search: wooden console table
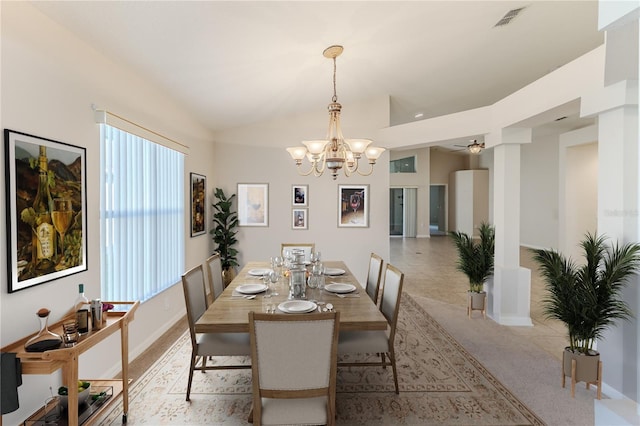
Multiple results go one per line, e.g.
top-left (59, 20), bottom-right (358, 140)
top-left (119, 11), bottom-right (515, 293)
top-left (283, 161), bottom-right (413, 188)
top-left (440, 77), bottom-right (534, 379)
top-left (0, 301), bottom-right (139, 426)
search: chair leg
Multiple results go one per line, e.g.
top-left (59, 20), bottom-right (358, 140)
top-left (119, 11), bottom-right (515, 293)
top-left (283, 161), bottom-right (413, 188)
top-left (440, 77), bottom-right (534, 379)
top-left (389, 349), bottom-right (399, 394)
top-left (381, 352), bottom-right (387, 369)
top-left (201, 354), bottom-right (207, 371)
top-left (186, 352), bottom-right (197, 401)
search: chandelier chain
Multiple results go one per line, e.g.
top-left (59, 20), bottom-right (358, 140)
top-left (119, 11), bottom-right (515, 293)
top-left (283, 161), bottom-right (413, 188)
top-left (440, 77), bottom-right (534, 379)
top-left (332, 57), bottom-right (338, 103)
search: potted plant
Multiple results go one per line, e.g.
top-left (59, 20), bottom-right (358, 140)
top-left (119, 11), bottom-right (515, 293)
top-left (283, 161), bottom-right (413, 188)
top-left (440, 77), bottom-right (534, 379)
top-left (531, 233), bottom-right (640, 399)
top-left (210, 187), bottom-right (239, 286)
top-left (449, 222), bottom-right (495, 318)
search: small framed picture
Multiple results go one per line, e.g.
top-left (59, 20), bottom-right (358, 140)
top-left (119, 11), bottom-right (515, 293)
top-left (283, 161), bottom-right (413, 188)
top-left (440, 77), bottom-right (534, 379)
top-left (238, 183), bottom-right (269, 227)
top-left (338, 184), bottom-right (369, 228)
top-left (292, 208), bottom-right (308, 230)
top-left (292, 184), bottom-right (308, 206)
top-left (190, 172), bottom-right (206, 237)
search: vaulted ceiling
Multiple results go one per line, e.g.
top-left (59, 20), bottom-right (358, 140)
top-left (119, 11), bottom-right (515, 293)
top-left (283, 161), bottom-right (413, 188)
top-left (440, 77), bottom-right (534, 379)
top-left (32, 1), bottom-right (603, 147)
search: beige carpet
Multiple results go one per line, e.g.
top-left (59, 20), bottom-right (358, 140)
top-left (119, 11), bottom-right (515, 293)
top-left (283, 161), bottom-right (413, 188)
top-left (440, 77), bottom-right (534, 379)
top-left (98, 293), bottom-right (545, 425)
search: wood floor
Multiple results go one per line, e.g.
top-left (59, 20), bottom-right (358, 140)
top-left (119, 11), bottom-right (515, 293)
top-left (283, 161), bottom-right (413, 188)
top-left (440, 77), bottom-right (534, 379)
top-left (125, 236), bottom-right (568, 382)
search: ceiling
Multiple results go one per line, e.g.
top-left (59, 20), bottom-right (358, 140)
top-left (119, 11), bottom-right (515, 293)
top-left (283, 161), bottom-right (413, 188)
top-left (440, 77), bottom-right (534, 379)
top-left (31, 1), bottom-right (603, 150)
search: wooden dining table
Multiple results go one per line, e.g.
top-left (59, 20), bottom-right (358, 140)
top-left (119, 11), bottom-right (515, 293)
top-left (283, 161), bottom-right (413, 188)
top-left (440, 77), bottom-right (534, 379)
top-left (195, 261), bottom-right (387, 333)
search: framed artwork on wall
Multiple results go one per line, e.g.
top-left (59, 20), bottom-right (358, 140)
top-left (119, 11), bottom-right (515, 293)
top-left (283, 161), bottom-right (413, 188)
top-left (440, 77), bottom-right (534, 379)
top-left (338, 184), bottom-right (369, 228)
top-left (292, 184), bottom-right (308, 206)
top-left (237, 183), bottom-right (269, 227)
top-left (4, 129), bottom-right (88, 292)
top-left (190, 172), bottom-right (206, 237)
top-left (292, 208), bottom-right (308, 230)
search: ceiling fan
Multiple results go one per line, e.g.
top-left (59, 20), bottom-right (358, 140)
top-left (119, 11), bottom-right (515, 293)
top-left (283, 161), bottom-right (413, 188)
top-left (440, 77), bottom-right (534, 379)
top-left (453, 139), bottom-right (485, 154)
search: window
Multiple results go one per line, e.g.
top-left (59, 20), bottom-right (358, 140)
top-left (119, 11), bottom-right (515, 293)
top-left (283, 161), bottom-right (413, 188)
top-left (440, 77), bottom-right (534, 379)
top-left (390, 156), bottom-right (416, 173)
top-left (100, 124), bottom-right (184, 302)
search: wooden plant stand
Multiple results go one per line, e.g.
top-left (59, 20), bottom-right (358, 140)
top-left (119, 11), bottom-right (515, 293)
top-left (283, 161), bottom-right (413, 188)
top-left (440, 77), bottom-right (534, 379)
top-left (561, 353), bottom-right (602, 400)
top-left (467, 291), bottom-right (487, 319)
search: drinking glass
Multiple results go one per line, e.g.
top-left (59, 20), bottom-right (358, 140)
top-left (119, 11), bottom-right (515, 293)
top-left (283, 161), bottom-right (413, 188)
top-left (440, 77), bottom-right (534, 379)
top-left (311, 251), bottom-right (321, 265)
top-left (262, 294), bottom-right (274, 313)
top-left (269, 270), bottom-right (279, 296)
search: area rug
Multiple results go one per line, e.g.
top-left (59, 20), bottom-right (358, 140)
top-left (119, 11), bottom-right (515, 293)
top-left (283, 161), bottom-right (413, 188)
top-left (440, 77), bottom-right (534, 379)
top-left (98, 293), bottom-right (545, 425)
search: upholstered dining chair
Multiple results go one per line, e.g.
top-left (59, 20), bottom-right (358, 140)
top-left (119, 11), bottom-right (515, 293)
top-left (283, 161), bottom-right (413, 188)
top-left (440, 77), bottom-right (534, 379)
top-left (248, 311), bottom-right (339, 426)
top-left (204, 253), bottom-right (225, 306)
top-left (365, 253), bottom-right (384, 305)
top-left (337, 263), bottom-right (404, 394)
top-left (181, 264), bottom-right (251, 401)
top-left (281, 242), bottom-right (315, 262)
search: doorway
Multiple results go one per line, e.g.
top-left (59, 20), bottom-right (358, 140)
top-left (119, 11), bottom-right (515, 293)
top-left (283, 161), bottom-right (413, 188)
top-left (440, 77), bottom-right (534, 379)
top-left (429, 185), bottom-right (447, 236)
top-left (389, 188), bottom-right (417, 237)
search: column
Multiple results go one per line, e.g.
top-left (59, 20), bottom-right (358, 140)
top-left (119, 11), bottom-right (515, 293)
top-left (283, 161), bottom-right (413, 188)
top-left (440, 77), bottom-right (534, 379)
top-left (486, 127), bottom-right (533, 326)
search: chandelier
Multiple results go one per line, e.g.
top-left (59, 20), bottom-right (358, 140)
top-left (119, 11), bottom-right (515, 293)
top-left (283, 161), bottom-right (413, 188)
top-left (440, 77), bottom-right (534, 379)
top-left (287, 45), bottom-right (385, 180)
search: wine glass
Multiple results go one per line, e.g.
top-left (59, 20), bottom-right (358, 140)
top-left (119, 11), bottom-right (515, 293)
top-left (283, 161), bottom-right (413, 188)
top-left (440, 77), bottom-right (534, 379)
top-left (350, 193), bottom-right (361, 213)
top-left (269, 270), bottom-right (279, 296)
top-left (311, 251), bottom-right (321, 265)
top-left (52, 198), bottom-right (73, 265)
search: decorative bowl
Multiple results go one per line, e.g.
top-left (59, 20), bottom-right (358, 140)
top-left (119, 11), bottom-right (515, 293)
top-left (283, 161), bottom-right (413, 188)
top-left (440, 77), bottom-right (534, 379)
top-left (58, 383), bottom-right (91, 410)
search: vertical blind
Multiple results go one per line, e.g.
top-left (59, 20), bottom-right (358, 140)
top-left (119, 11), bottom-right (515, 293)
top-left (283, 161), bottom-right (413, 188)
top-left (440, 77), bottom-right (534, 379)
top-left (100, 124), bottom-right (184, 302)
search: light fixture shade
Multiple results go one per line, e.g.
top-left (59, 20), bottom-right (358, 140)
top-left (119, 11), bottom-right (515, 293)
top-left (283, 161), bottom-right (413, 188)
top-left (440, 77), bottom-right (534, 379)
top-left (365, 146), bottom-right (385, 161)
top-left (287, 147), bottom-right (307, 160)
top-left (468, 145), bottom-right (482, 154)
top-left (346, 139), bottom-right (372, 154)
top-left (302, 140), bottom-right (329, 155)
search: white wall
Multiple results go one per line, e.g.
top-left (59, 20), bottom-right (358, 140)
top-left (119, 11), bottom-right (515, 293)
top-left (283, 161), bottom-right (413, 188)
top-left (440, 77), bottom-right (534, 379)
top-left (520, 134), bottom-right (561, 249)
top-left (1, 4), bottom-right (215, 423)
top-left (212, 133), bottom-right (391, 285)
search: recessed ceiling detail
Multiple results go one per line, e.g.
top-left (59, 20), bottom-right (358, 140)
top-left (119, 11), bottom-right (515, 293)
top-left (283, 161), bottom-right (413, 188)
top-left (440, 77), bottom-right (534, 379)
top-left (494, 7), bottom-right (526, 27)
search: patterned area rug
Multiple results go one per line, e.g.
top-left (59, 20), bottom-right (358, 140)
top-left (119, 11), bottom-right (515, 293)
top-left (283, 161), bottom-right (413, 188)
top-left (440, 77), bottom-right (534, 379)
top-left (99, 294), bottom-right (545, 425)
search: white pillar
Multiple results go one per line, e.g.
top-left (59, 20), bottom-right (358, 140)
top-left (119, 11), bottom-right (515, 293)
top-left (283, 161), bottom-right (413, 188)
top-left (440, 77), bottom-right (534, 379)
top-left (486, 128), bottom-right (533, 326)
top-left (582, 1), bottom-right (639, 405)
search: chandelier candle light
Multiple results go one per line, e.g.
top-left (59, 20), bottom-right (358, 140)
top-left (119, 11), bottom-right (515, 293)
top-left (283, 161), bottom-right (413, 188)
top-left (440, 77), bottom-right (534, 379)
top-left (287, 45), bottom-right (385, 180)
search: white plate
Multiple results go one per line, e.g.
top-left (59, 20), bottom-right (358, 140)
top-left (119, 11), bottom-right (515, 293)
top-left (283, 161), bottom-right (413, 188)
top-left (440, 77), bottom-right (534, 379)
top-left (278, 300), bottom-right (317, 314)
top-left (324, 283), bottom-right (357, 294)
top-left (236, 284), bottom-right (268, 294)
top-left (324, 268), bottom-right (346, 276)
top-left (248, 268), bottom-right (273, 276)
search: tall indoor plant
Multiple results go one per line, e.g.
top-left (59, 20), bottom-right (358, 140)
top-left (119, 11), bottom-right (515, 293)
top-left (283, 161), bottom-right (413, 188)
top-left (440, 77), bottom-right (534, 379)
top-left (449, 222), bottom-right (495, 317)
top-left (210, 187), bottom-right (239, 285)
top-left (531, 233), bottom-right (640, 397)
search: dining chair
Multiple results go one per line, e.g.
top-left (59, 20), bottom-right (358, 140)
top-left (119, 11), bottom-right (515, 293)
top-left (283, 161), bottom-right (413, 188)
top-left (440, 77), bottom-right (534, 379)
top-left (204, 253), bottom-right (225, 306)
top-left (248, 311), bottom-right (339, 426)
top-left (365, 253), bottom-right (384, 305)
top-left (281, 242), bottom-right (315, 262)
top-left (181, 264), bottom-right (251, 401)
top-left (337, 263), bottom-right (404, 394)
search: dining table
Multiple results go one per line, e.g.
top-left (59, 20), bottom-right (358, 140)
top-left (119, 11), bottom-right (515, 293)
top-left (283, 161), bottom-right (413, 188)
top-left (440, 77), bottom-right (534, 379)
top-left (195, 261), bottom-right (387, 333)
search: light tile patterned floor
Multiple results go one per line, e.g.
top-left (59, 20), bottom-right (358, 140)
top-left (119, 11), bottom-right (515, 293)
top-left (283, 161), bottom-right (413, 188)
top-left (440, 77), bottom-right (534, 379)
top-left (390, 236), bottom-right (567, 361)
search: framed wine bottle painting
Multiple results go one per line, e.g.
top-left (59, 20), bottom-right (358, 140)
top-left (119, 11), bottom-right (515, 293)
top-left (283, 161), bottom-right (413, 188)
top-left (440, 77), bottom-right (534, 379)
top-left (338, 184), bottom-right (369, 228)
top-left (4, 129), bottom-right (88, 292)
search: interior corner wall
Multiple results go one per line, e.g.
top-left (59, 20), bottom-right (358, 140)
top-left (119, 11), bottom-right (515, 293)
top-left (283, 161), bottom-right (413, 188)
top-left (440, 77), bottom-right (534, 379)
top-left (1, 3), bottom-right (215, 423)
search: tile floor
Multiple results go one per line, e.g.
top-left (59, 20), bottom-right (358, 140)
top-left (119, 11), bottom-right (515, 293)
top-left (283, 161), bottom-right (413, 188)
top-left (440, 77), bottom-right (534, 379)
top-left (390, 235), bottom-right (568, 361)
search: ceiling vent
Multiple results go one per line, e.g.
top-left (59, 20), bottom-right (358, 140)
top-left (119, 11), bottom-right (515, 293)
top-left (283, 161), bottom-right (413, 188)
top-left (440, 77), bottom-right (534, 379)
top-left (494, 7), bottom-right (525, 27)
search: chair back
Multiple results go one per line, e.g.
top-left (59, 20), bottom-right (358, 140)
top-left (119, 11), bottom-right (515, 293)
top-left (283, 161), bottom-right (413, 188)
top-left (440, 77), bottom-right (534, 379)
top-left (365, 253), bottom-right (384, 304)
top-left (281, 242), bottom-right (315, 262)
top-left (249, 311), bottom-right (339, 425)
top-left (181, 264), bottom-right (208, 344)
top-left (379, 264), bottom-right (404, 343)
top-left (205, 253), bottom-right (224, 304)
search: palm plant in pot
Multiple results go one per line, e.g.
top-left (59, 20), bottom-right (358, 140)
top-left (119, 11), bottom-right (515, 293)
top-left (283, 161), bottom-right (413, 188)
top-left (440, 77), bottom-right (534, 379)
top-left (531, 233), bottom-right (640, 399)
top-left (210, 187), bottom-right (239, 286)
top-left (449, 222), bottom-right (495, 318)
